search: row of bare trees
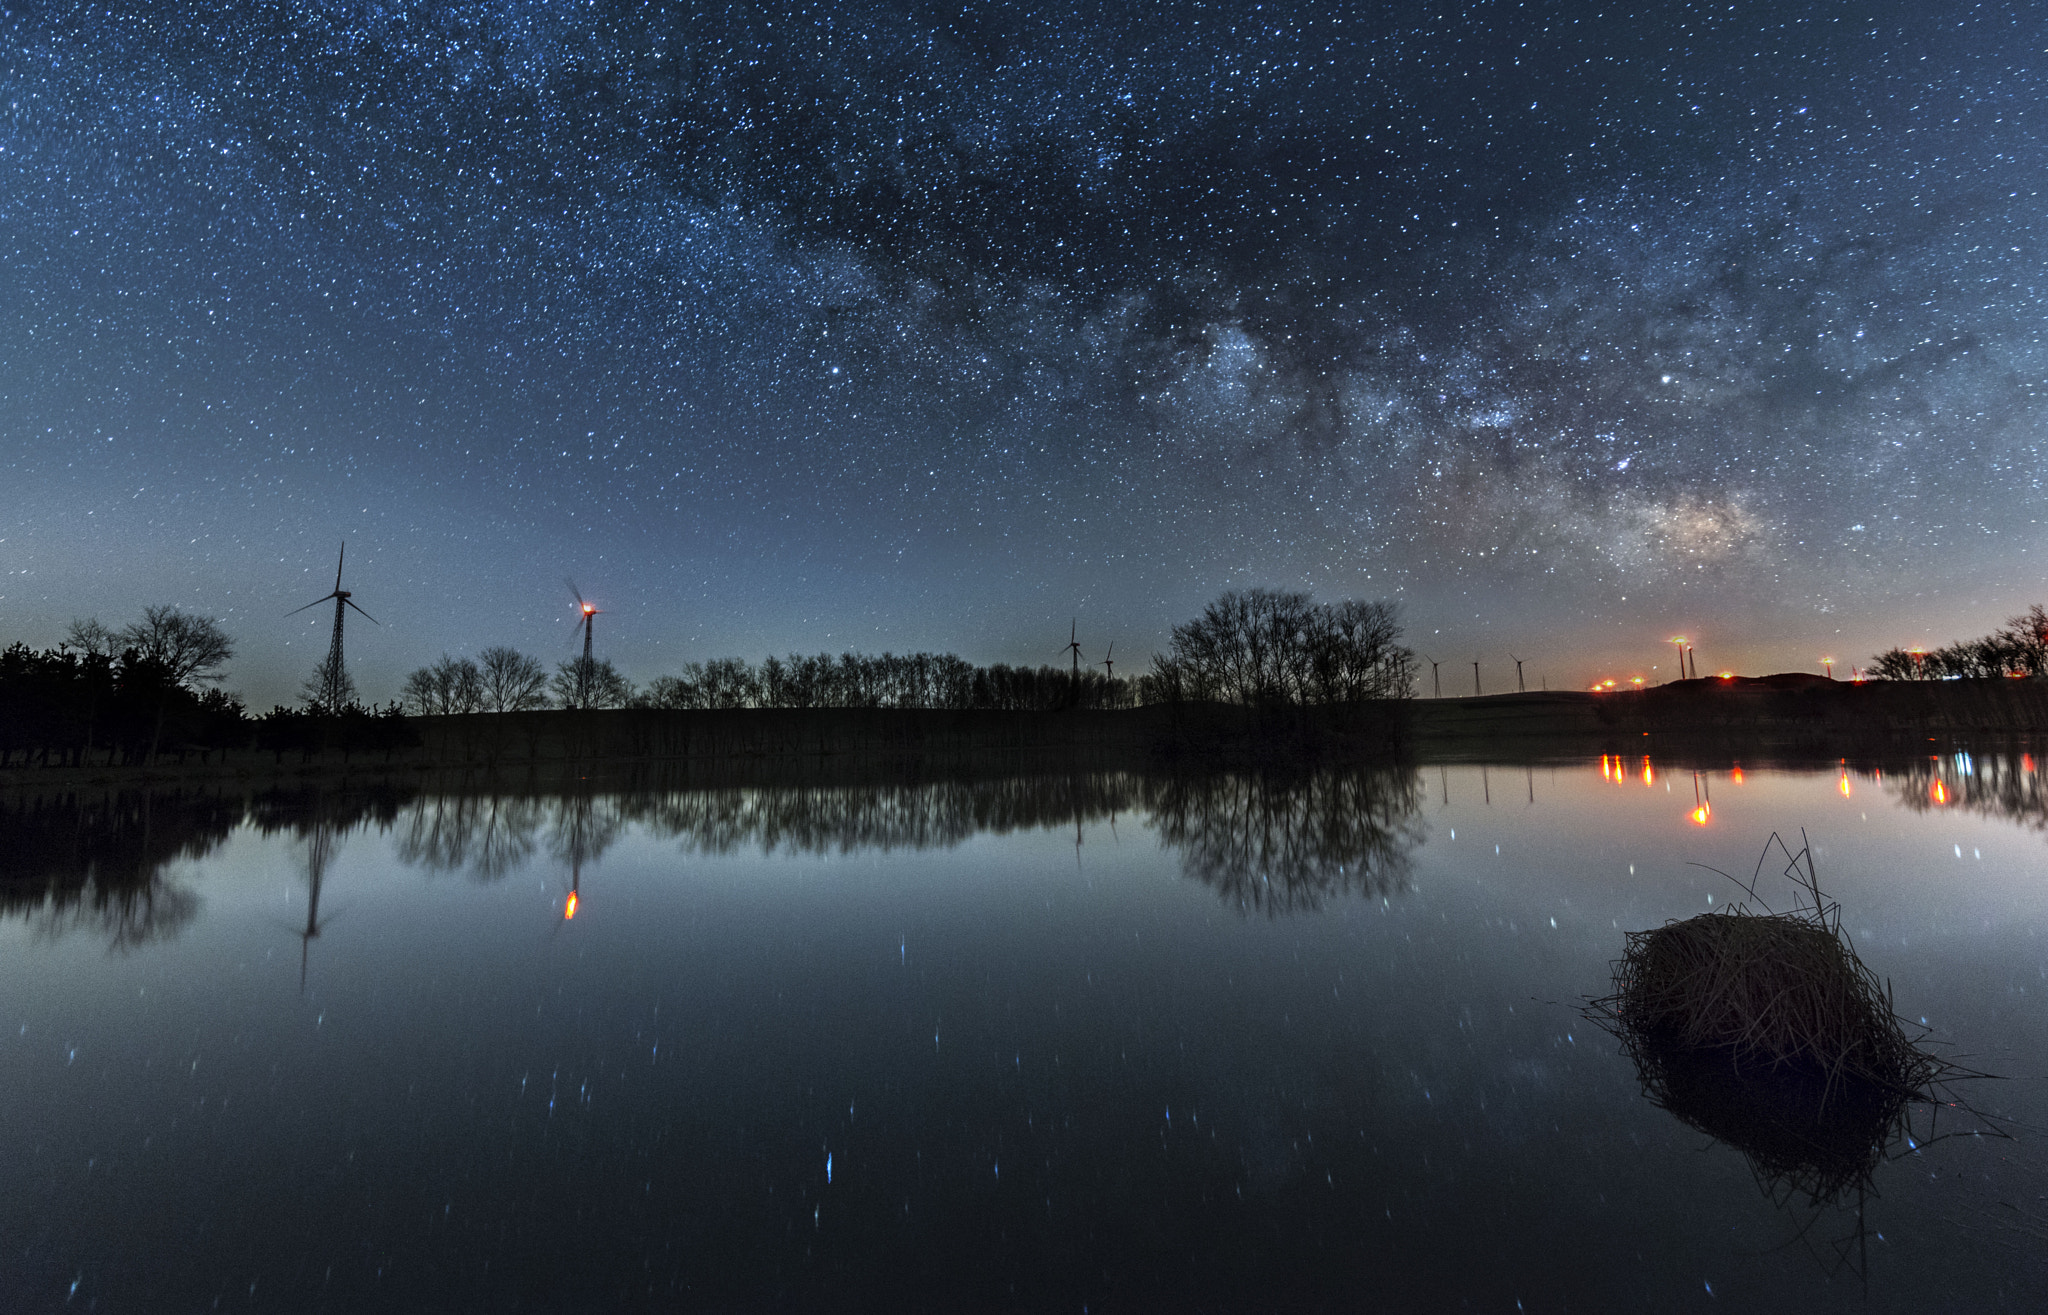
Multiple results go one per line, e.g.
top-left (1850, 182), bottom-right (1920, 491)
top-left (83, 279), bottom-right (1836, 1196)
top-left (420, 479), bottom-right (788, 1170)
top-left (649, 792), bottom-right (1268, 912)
top-left (395, 591), bottom-right (1415, 717)
top-left (1870, 605), bottom-right (2048, 681)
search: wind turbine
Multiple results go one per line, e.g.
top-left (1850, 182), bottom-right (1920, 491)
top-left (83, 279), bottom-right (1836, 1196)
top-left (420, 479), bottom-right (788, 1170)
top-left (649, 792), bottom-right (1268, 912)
top-left (1510, 653), bottom-right (1526, 692)
top-left (567, 581), bottom-right (603, 664)
top-left (1059, 619), bottom-right (1084, 701)
top-left (1423, 654), bottom-right (1442, 699)
top-left (288, 543), bottom-right (378, 712)
top-left (1100, 642), bottom-right (1116, 680)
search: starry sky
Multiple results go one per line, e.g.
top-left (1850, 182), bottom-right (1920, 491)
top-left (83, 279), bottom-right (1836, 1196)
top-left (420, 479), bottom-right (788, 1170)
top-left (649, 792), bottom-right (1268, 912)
top-left (3, 0), bottom-right (2044, 704)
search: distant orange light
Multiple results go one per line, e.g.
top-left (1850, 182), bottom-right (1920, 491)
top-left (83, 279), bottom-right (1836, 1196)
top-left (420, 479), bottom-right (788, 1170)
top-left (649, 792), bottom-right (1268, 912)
top-left (564, 891), bottom-right (579, 919)
top-left (1718, 671), bottom-right (1734, 680)
top-left (1930, 780), bottom-right (1949, 806)
top-left (1630, 676), bottom-right (1644, 686)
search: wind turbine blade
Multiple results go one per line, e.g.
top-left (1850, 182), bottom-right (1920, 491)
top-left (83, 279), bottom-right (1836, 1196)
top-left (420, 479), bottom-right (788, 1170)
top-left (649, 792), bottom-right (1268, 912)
top-left (335, 543), bottom-right (346, 593)
top-left (566, 578), bottom-right (585, 605)
top-left (344, 598), bottom-right (381, 625)
top-left (285, 595), bottom-right (335, 617)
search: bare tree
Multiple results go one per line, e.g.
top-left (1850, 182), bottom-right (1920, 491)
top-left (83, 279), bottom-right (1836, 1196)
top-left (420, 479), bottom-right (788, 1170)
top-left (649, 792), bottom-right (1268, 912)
top-left (62, 617), bottom-right (117, 658)
top-left (300, 651), bottom-right (359, 713)
top-left (117, 606), bottom-right (234, 688)
top-left (478, 647), bottom-right (550, 713)
top-left (400, 655), bottom-right (488, 715)
top-left (1151, 590), bottom-right (1415, 706)
top-left (552, 656), bottom-right (634, 709)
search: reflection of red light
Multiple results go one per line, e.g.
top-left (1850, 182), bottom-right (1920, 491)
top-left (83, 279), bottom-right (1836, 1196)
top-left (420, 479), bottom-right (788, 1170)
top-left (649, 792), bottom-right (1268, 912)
top-left (1731, 766), bottom-right (1745, 785)
top-left (1930, 780), bottom-right (1949, 806)
top-left (565, 891), bottom-right (579, 919)
top-left (2026, 754), bottom-right (2037, 773)
top-left (1691, 804), bottom-right (1710, 826)
top-left (1642, 757), bottom-right (1655, 787)
top-left (1839, 775), bottom-right (1852, 798)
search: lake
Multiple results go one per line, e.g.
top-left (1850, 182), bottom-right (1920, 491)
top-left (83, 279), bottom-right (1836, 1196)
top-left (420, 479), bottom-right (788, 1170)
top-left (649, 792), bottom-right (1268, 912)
top-left (3, 755), bottom-right (2045, 1311)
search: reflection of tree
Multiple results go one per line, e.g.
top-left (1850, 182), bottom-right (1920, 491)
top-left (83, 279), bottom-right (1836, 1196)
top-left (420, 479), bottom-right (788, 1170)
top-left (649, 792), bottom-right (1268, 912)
top-left (626, 774), bottom-right (1141, 856)
top-left (0, 790), bottom-right (233, 948)
top-left (1884, 753), bottom-right (2048, 833)
top-left (1145, 767), bottom-right (1424, 914)
top-left (395, 794), bottom-right (545, 881)
top-left (384, 773), bottom-right (1421, 914)
top-left (546, 791), bottom-right (625, 869)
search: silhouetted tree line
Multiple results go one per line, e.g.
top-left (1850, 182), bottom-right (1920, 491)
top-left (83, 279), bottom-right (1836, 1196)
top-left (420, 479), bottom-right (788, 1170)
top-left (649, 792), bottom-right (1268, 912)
top-left (401, 648), bottom-right (1137, 713)
top-left (394, 589), bottom-right (1413, 719)
top-left (0, 607), bottom-right (419, 769)
top-left (1871, 605), bottom-right (2048, 681)
top-left (1, 607), bottom-right (246, 767)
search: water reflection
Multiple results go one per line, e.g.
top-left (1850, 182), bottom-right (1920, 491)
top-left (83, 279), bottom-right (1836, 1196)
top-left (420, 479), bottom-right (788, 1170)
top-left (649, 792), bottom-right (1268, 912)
top-left (380, 769), bottom-right (1426, 916)
top-left (1145, 767), bottom-right (1424, 914)
top-left (0, 791), bottom-right (231, 948)
top-left (395, 794), bottom-right (545, 881)
top-left (1884, 751), bottom-right (2048, 832)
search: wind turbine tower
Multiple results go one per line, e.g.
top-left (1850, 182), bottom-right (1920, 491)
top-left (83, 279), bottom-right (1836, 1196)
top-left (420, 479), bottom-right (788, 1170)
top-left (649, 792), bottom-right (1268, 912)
top-left (289, 543), bottom-right (378, 712)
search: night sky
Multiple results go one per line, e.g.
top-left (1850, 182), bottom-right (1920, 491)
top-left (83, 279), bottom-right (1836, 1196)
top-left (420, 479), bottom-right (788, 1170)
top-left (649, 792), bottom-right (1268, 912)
top-left (3, 0), bottom-right (2043, 705)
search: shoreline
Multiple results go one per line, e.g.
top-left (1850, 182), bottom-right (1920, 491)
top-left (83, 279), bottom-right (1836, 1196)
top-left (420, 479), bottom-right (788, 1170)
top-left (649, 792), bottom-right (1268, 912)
top-left (2, 677), bottom-right (2045, 791)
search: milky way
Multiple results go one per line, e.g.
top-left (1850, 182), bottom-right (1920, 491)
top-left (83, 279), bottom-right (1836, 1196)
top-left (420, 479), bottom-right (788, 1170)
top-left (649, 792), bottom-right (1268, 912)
top-left (3, 1), bottom-right (2043, 699)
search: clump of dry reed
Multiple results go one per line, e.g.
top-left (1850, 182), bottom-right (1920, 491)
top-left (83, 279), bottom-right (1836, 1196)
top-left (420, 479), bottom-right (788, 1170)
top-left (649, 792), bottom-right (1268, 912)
top-left (1588, 832), bottom-right (1979, 1208)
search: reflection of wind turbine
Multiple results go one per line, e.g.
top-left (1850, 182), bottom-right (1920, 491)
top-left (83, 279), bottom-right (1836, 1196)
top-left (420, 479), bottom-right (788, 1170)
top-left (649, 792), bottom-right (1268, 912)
top-left (296, 813), bottom-right (342, 993)
top-left (289, 544), bottom-right (380, 711)
top-left (550, 791), bottom-right (613, 925)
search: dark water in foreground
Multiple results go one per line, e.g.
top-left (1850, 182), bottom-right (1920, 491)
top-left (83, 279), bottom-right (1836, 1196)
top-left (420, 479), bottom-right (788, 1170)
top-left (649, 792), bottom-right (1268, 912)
top-left (3, 757), bottom-right (2047, 1312)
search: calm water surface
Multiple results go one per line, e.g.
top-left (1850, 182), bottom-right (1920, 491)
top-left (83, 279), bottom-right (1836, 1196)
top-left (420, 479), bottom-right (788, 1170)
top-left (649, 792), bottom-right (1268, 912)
top-left (3, 758), bottom-right (2047, 1312)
